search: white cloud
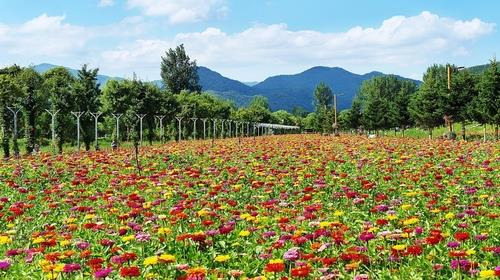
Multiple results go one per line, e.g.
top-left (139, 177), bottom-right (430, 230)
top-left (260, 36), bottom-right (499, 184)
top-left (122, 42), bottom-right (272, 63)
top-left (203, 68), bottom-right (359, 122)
top-left (99, 11), bottom-right (495, 80)
top-left (0, 14), bottom-right (90, 58)
top-left (126, 0), bottom-right (227, 24)
top-left (98, 0), bottom-right (114, 7)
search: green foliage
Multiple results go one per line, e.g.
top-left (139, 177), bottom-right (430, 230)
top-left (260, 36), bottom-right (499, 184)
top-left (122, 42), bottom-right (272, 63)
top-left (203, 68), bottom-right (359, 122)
top-left (72, 64), bottom-right (102, 150)
top-left (43, 67), bottom-right (75, 153)
top-left (17, 68), bottom-right (44, 154)
top-left (161, 44), bottom-right (201, 94)
top-left (409, 65), bottom-right (448, 135)
top-left (0, 73), bottom-right (22, 157)
top-left (312, 82), bottom-right (333, 133)
top-left (472, 58), bottom-right (499, 126)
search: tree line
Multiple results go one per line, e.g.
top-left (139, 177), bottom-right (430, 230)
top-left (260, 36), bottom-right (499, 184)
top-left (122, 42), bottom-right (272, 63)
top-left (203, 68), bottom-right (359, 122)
top-left (0, 45), bottom-right (301, 157)
top-left (306, 58), bottom-right (499, 140)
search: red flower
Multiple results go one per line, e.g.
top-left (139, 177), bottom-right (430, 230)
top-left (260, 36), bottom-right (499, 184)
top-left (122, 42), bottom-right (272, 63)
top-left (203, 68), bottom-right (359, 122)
top-left (405, 245), bottom-right (423, 256)
top-left (454, 232), bottom-right (469, 242)
top-left (121, 252), bottom-right (137, 262)
top-left (120, 266), bottom-right (140, 278)
top-left (265, 262), bottom-right (285, 273)
top-left (291, 265), bottom-right (311, 278)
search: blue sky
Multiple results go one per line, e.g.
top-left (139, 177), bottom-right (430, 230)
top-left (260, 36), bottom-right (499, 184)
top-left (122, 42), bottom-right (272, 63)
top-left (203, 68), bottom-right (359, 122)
top-left (0, 0), bottom-right (498, 82)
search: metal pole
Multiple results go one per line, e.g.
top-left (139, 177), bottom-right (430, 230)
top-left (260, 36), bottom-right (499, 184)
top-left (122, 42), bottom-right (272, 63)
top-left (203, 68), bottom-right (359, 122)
top-left (89, 112), bottom-right (102, 150)
top-left (175, 116), bottom-right (183, 141)
top-left (228, 120), bottom-right (232, 138)
top-left (202, 118), bottom-right (207, 139)
top-left (71, 111), bottom-right (84, 151)
top-left (111, 113), bottom-right (123, 144)
top-left (7, 107), bottom-right (21, 157)
top-left (155, 115), bottom-right (165, 143)
top-left (45, 109), bottom-right (60, 150)
top-left (221, 119), bottom-right (225, 139)
top-left (213, 119), bottom-right (217, 139)
top-left (135, 114), bottom-right (146, 145)
top-left (191, 118), bottom-right (198, 140)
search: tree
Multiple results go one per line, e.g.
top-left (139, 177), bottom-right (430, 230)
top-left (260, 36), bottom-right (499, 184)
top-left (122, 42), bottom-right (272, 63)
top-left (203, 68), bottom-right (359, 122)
top-left (472, 58), bottom-right (499, 140)
top-left (43, 67), bottom-right (75, 153)
top-left (0, 73), bottom-right (22, 158)
top-left (72, 65), bottom-right (101, 150)
top-left (313, 82), bottom-right (333, 133)
top-left (17, 68), bottom-right (44, 154)
top-left (346, 97), bottom-right (362, 130)
top-left (448, 69), bottom-right (478, 140)
top-left (160, 44), bottom-right (201, 94)
top-left (394, 80), bottom-right (417, 136)
top-left (409, 65), bottom-right (448, 138)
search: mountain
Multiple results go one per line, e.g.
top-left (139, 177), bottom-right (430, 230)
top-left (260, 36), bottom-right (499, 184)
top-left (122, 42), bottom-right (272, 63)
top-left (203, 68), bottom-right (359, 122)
top-left (32, 63), bottom-right (123, 86)
top-left (467, 62), bottom-right (500, 74)
top-left (31, 63), bottom-right (420, 112)
top-left (253, 67), bottom-right (420, 111)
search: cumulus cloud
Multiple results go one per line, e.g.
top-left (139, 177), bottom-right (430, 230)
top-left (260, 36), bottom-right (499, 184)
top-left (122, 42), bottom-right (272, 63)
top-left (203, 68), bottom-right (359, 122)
top-left (126, 0), bottom-right (227, 24)
top-left (99, 11), bottom-right (495, 80)
top-left (0, 14), bottom-right (90, 57)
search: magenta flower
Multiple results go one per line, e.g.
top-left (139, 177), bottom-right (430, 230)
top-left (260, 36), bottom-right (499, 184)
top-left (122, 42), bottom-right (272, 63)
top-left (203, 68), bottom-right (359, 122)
top-left (94, 268), bottom-right (112, 279)
top-left (359, 232), bottom-right (375, 242)
top-left (63, 263), bottom-right (81, 273)
top-left (0, 260), bottom-right (10, 271)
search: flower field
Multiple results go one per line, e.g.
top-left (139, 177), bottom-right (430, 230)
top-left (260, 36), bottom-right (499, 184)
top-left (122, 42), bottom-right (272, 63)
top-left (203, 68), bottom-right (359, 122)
top-left (0, 134), bottom-right (498, 279)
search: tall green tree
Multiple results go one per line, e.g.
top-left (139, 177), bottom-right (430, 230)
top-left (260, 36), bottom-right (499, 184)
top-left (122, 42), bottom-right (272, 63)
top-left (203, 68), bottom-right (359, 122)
top-left (447, 69), bottom-right (478, 140)
top-left (409, 65), bottom-right (448, 138)
top-left (313, 82), bottom-right (333, 133)
top-left (0, 73), bottom-right (22, 158)
top-left (346, 97), bottom-right (362, 130)
top-left (160, 44), bottom-right (201, 94)
top-left (72, 65), bottom-right (101, 150)
top-left (43, 67), bottom-right (75, 153)
top-left (472, 58), bottom-right (499, 140)
top-left (17, 68), bottom-right (44, 154)
top-left (394, 80), bottom-right (417, 136)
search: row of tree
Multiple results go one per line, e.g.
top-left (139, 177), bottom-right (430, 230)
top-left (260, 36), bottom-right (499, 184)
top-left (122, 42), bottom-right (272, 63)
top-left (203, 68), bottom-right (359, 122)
top-left (0, 45), bottom-right (300, 157)
top-left (307, 58), bottom-right (499, 140)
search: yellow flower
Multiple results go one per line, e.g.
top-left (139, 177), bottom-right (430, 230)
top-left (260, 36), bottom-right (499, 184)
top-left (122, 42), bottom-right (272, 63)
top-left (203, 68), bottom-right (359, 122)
top-left (53, 263), bottom-right (65, 272)
top-left (215, 255), bottom-right (230, 262)
top-left (403, 217), bottom-right (419, 225)
top-left (466, 249), bottom-right (476, 255)
top-left (0, 235), bottom-right (12, 245)
top-left (84, 214), bottom-right (95, 220)
top-left (157, 227), bottom-right (172, 235)
top-left (121, 235), bottom-right (135, 242)
top-left (239, 230), bottom-right (250, 237)
top-left (268, 259), bottom-right (284, 264)
top-left (479, 270), bottom-right (495, 278)
top-left (45, 273), bottom-right (59, 280)
top-left (158, 254), bottom-right (176, 263)
top-left (6, 223), bottom-right (15, 229)
top-left (144, 256), bottom-right (158, 266)
top-left (387, 214), bottom-right (398, 220)
top-left (146, 273), bottom-right (158, 279)
top-left (334, 210), bottom-right (344, 217)
top-left (60, 240), bottom-right (71, 247)
top-left (392, 245), bottom-right (406, 251)
top-left (197, 209), bottom-right (209, 217)
top-left (319, 221), bottom-right (331, 228)
top-left (445, 212), bottom-right (455, 219)
top-left (401, 204), bottom-right (412, 210)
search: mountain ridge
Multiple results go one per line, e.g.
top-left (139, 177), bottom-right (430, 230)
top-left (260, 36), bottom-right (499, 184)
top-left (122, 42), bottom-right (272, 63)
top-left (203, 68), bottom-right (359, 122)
top-left (32, 63), bottom-right (420, 111)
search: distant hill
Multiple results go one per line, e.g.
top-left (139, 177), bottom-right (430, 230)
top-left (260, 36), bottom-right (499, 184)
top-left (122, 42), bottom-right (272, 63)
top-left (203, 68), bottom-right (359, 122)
top-left (32, 63), bottom-right (123, 86)
top-left (32, 63), bottom-right (420, 111)
top-left (253, 66), bottom-right (420, 111)
top-left (468, 62), bottom-right (500, 74)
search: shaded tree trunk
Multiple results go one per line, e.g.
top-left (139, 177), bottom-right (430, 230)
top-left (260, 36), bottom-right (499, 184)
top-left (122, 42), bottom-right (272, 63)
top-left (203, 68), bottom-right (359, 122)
top-left (496, 124), bottom-right (499, 141)
top-left (428, 128), bottom-right (433, 139)
top-left (483, 125), bottom-right (487, 142)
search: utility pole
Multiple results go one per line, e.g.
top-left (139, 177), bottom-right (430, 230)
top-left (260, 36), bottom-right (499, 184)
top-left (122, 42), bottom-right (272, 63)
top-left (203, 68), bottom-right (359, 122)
top-left (191, 117), bottom-right (198, 140)
top-left (89, 112), bottom-right (102, 150)
top-left (135, 114), bottom-right (146, 145)
top-left (175, 116), bottom-right (183, 141)
top-left (155, 115), bottom-right (165, 143)
top-left (201, 118), bottom-right (208, 139)
top-left (111, 113), bottom-right (123, 145)
top-left (7, 107), bottom-right (21, 157)
top-left (71, 111), bottom-right (85, 151)
top-left (45, 109), bottom-right (60, 151)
